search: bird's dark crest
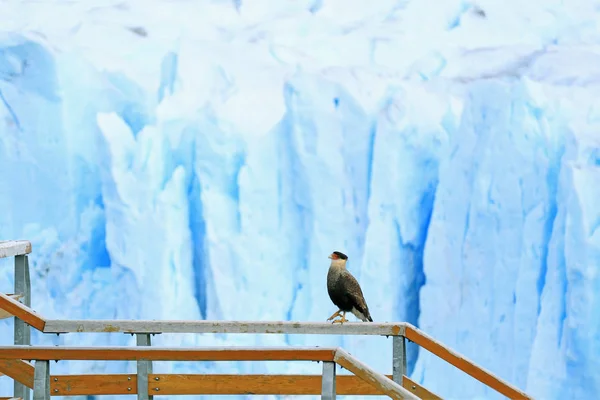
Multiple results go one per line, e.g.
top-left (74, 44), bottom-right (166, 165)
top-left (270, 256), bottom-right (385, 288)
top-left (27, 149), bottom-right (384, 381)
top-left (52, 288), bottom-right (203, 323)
top-left (333, 251), bottom-right (348, 260)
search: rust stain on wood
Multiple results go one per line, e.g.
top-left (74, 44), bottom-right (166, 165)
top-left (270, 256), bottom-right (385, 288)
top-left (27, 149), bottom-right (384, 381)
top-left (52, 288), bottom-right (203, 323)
top-left (102, 325), bottom-right (121, 332)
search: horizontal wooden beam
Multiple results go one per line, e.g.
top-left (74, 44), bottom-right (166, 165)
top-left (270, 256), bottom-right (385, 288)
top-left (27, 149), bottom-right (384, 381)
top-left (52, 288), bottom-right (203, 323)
top-left (51, 374), bottom-right (137, 396)
top-left (152, 373), bottom-right (390, 395)
top-left (0, 241), bottom-right (31, 258)
top-left (333, 348), bottom-right (419, 400)
top-left (0, 293), bottom-right (46, 331)
top-left (404, 324), bottom-right (531, 399)
top-left (0, 346), bottom-right (336, 362)
top-left (402, 375), bottom-right (443, 400)
top-left (43, 320), bottom-right (406, 335)
top-left (49, 373), bottom-right (395, 396)
top-left (0, 359), bottom-right (34, 388)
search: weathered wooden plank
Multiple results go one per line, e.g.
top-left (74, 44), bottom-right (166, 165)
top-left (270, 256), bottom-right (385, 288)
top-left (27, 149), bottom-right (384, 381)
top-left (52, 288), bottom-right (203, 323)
top-left (0, 346), bottom-right (336, 362)
top-left (402, 376), bottom-right (443, 400)
top-left (47, 374), bottom-right (392, 396)
top-left (43, 320), bottom-right (406, 335)
top-left (0, 293), bottom-right (46, 332)
top-left (0, 294), bottom-right (23, 320)
top-left (404, 324), bottom-right (532, 399)
top-left (0, 241), bottom-right (31, 259)
top-left (51, 374), bottom-right (137, 396)
top-left (151, 374), bottom-right (394, 395)
top-left (333, 348), bottom-right (419, 400)
top-left (0, 359), bottom-right (34, 388)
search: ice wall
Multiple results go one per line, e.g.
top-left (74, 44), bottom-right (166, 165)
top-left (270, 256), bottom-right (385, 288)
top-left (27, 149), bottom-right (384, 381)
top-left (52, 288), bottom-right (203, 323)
top-left (1, 1), bottom-right (600, 399)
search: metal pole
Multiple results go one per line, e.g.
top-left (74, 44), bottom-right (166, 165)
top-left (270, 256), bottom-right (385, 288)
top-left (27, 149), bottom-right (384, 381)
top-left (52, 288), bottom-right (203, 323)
top-left (136, 333), bottom-right (153, 400)
top-left (321, 361), bottom-right (336, 400)
top-left (392, 335), bottom-right (407, 384)
top-left (14, 255), bottom-right (31, 400)
top-left (33, 360), bottom-right (50, 400)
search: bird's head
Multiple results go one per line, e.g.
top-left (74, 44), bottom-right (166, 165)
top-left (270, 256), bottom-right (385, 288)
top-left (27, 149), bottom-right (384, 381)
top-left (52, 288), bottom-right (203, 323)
top-left (328, 251), bottom-right (348, 268)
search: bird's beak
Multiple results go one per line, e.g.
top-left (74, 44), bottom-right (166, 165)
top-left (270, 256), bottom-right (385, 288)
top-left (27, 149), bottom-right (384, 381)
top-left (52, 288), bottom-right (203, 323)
top-left (328, 255), bottom-right (333, 259)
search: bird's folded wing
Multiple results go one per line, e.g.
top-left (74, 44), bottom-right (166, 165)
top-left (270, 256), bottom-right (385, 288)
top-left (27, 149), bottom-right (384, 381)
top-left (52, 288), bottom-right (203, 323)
top-left (340, 271), bottom-right (369, 314)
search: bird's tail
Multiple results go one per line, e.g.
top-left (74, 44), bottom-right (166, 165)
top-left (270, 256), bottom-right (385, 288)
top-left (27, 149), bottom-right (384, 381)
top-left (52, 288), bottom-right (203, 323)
top-left (352, 307), bottom-right (373, 322)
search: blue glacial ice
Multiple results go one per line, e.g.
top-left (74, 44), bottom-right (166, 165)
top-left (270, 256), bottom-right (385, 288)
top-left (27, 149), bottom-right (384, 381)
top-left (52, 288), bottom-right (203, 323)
top-left (1, 1), bottom-right (600, 399)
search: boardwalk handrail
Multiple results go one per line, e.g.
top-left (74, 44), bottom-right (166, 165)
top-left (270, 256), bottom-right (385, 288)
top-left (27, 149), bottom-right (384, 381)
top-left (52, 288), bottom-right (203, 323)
top-left (38, 319), bottom-right (533, 398)
top-left (43, 319), bottom-right (406, 335)
top-left (0, 310), bottom-right (533, 398)
top-left (0, 346), bottom-right (419, 400)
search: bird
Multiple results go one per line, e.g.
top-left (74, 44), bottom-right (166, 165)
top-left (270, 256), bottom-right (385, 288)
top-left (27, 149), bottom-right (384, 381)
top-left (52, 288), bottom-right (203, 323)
top-left (326, 251), bottom-right (373, 324)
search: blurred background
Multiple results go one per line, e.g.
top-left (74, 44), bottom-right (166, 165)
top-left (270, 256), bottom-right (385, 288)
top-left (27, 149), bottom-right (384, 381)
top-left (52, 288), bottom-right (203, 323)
top-left (1, 1), bottom-right (600, 399)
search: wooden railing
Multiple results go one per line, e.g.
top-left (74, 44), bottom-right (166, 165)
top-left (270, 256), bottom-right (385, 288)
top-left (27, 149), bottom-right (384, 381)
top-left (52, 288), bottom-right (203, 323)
top-left (0, 239), bottom-right (533, 399)
top-left (0, 346), bottom-right (422, 400)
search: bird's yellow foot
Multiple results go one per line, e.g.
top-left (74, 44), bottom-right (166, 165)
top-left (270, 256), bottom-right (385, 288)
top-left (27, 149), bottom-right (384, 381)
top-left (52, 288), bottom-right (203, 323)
top-left (327, 310), bottom-right (342, 321)
top-left (331, 316), bottom-right (349, 324)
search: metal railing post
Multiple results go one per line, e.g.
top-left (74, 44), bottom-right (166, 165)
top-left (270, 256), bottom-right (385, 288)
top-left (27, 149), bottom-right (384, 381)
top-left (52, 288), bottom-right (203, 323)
top-left (392, 335), bottom-right (407, 384)
top-left (321, 361), bottom-right (336, 400)
top-left (136, 333), bottom-right (153, 400)
top-left (14, 254), bottom-right (31, 400)
top-left (32, 360), bottom-right (50, 400)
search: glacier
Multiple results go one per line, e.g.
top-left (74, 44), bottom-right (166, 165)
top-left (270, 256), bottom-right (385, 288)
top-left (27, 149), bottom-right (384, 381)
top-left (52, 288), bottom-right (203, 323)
top-left (1, 0), bottom-right (600, 399)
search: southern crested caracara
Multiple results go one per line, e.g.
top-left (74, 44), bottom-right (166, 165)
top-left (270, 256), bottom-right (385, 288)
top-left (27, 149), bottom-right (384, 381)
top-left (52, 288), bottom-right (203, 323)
top-left (326, 251), bottom-right (373, 324)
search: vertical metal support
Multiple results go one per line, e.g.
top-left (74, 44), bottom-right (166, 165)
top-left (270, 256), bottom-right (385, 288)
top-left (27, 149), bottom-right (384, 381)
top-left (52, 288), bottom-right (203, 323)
top-left (14, 255), bottom-right (31, 400)
top-left (33, 360), bottom-right (50, 400)
top-left (392, 335), bottom-right (407, 384)
top-left (321, 361), bottom-right (336, 400)
top-left (136, 334), bottom-right (153, 400)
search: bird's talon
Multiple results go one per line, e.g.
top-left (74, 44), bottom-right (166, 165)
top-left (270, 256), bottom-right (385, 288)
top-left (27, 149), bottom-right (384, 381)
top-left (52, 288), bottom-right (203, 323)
top-left (331, 317), bottom-right (349, 325)
top-left (327, 310), bottom-right (342, 321)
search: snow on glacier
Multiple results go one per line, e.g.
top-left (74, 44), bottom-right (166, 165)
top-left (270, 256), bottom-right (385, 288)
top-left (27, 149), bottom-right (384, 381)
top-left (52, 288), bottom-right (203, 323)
top-left (1, 0), bottom-right (600, 399)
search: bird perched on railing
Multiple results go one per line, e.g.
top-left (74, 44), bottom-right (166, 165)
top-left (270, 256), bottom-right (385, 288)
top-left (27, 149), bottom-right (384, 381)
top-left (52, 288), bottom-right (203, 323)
top-left (326, 251), bottom-right (373, 324)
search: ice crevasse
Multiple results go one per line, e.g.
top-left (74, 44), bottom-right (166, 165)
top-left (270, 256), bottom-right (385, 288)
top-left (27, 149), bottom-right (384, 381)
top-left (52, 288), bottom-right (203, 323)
top-left (0, 1), bottom-right (600, 399)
